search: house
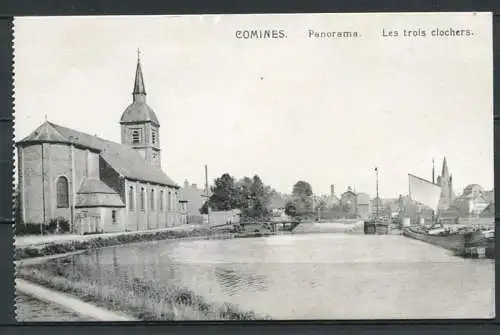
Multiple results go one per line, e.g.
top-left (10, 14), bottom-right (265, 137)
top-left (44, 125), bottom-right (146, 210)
top-left (340, 186), bottom-right (357, 214)
top-left (355, 192), bottom-right (371, 218)
top-left (179, 180), bottom-right (206, 223)
top-left (16, 53), bottom-right (186, 234)
top-left (452, 184), bottom-right (491, 217)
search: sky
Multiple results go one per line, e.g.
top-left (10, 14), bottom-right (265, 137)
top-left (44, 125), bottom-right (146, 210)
top-left (13, 13), bottom-right (493, 198)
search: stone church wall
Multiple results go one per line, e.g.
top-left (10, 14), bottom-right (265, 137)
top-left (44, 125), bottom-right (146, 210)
top-left (19, 145), bottom-right (43, 223)
top-left (19, 143), bottom-right (98, 225)
top-left (123, 179), bottom-right (178, 232)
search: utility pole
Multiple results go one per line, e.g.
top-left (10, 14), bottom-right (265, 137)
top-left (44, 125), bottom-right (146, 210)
top-left (203, 164), bottom-right (211, 227)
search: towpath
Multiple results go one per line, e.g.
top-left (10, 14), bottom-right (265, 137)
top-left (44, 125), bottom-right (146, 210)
top-left (16, 279), bottom-right (137, 321)
top-left (15, 225), bottom-right (204, 248)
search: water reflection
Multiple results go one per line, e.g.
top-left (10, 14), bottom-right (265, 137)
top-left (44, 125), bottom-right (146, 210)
top-left (39, 234), bottom-right (494, 319)
top-left (214, 267), bottom-right (268, 295)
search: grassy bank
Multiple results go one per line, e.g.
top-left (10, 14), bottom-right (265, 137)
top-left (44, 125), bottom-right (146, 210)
top-left (17, 265), bottom-right (268, 321)
top-left (15, 227), bottom-right (221, 261)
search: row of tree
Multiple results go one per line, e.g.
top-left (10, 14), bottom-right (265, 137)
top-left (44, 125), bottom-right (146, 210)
top-left (200, 174), bottom-right (361, 220)
top-left (199, 173), bottom-right (280, 219)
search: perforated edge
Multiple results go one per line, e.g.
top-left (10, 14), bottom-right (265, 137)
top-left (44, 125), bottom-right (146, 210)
top-left (12, 16), bottom-right (18, 323)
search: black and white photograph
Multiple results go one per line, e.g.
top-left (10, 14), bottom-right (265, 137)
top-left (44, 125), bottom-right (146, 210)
top-left (13, 13), bottom-right (494, 321)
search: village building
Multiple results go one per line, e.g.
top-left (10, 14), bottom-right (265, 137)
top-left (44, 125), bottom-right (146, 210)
top-left (340, 186), bottom-right (357, 214)
top-left (355, 192), bottom-right (371, 219)
top-left (16, 53), bottom-right (187, 234)
top-left (179, 180), bottom-right (206, 224)
top-left (326, 184), bottom-right (341, 208)
top-left (452, 184), bottom-right (492, 217)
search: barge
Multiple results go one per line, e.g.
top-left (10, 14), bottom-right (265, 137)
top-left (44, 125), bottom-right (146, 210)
top-left (403, 226), bottom-right (494, 259)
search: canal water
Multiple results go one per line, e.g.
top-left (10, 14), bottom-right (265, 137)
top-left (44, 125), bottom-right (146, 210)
top-left (36, 234), bottom-right (495, 319)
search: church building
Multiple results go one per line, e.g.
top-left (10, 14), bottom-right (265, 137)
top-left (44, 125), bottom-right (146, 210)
top-left (436, 157), bottom-right (454, 211)
top-left (16, 53), bottom-right (187, 234)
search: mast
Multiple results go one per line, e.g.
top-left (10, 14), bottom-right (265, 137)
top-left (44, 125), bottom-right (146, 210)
top-left (375, 167), bottom-right (379, 220)
top-left (432, 158), bottom-right (435, 184)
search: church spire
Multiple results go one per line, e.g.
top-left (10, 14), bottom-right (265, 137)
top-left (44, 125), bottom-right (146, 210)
top-left (133, 48), bottom-right (146, 102)
top-left (441, 157), bottom-right (449, 179)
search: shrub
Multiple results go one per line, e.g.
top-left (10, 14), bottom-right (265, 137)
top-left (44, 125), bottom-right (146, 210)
top-left (58, 219), bottom-right (71, 233)
top-left (15, 222), bottom-right (43, 236)
top-left (46, 219), bottom-right (58, 234)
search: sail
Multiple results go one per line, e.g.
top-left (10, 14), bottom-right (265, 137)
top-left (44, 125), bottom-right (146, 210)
top-left (408, 174), bottom-right (442, 212)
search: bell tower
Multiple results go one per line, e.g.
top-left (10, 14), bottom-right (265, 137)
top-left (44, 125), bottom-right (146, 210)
top-left (120, 50), bottom-right (162, 169)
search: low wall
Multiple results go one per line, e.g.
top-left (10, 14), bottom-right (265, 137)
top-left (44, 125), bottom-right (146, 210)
top-left (15, 226), bottom-right (212, 261)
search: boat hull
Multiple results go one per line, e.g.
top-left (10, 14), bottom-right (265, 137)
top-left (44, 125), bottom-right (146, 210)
top-left (403, 227), bottom-right (494, 259)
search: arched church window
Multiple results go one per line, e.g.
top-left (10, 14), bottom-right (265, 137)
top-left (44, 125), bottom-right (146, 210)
top-left (128, 186), bottom-right (135, 211)
top-left (151, 189), bottom-right (155, 211)
top-left (131, 129), bottom-right (141, 144)
top-left (140, 187), bottom-right (145, 211)
top-left (167, 191), bottom-right (171, 211)
top-left (56, 176), bottom-right (69, 208)
top-left (160, 190), bottom-right (164, 211)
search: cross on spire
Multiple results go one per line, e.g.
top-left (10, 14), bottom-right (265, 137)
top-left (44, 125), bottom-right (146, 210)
top-left (133, 49), bottom-right (146, 100)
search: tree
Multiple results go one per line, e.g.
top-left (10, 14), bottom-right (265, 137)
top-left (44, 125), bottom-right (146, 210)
top-left (199, 173), bottom-right (273, 219)
top-left (317, 199), bottom-right (327, 212)
top-left (282, 181), bottom-right (315, 219)
top-left (238, 175), bottom-right (272, 219)
top-left (202, 173), bottom-right (238, 212)
top-left (292, 181), bottom-right (313, 197)
top-left (285, 201), bottom-right (297, 217)
top-left (249, 175), bottom-right (268, 219)
top-left (290, 180), bottom-right (314, 216)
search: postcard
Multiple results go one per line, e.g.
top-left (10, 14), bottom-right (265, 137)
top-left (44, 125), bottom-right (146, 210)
top-left (13, 13), bottom-right (494, 321)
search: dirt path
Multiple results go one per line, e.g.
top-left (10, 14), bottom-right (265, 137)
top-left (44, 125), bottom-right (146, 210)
top-left (16, 293), bottom-right (96, 322)
top-left (16, 279), bottom-right (137, 322)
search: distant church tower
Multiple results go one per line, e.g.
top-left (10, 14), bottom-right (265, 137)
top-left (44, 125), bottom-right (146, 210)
top-left (436, 157), bottom-right (454, 211)
top-left (120, 50), bottom-right (162, 169)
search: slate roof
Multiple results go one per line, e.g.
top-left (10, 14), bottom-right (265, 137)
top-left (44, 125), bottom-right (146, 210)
top-left (78, 178), bottom-right (119, 194)
top-left (179, 184), bottom-right (205, 214)
top-left (120, 58), bottom-right (160, 126)
top-left (18, 121), bottom-right (179, 188)
top-left (120, 101), bottom-right (160, 126)
top-left (76, 193), bottom-right (125, 208)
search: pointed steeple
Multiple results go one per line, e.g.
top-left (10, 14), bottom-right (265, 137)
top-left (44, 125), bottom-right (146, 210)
top-left (133, 48), bottom-right (146, 103)
top-left (441, 157), bottom-right (449, 179)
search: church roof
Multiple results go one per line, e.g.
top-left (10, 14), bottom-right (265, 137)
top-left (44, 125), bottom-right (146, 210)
top-left (18, 121), bottom-right (179, 188)
top-left (120, 101), bottom-right (159, 126)
top-left (441, 157), bottom-right (450, 178)
top-left (19, 121), bottom-right (68, 143)
top-left (76, 178), bottom-right (125, 208)
top-left (76, 193), bottom-right (125, 208)
top-left (120, 54), bottom-right (160, 126)
top-left (78, 178), bottom-right (119, 194)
